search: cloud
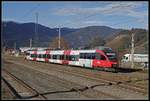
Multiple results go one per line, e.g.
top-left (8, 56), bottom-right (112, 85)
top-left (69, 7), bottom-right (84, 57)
top-left (53, 2), bottom-right (148, 20)
top-left (65, 20), bottom-right (107, 28)
top-left (2, 18), bottom-right (17, 21)
top-left (83, 20), bottom-right (105, 25)
top-left (51, 2), bottom-right (148, 29)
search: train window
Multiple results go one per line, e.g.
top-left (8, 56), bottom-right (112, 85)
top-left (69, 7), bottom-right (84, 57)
top-left (55, 55), bottom-right (57, 59)
top-left (62, 55), bottom-right (64, 60)
top-left (79, 53), bottom-right (83, 59)
top-left (66, 55), bottom-right (68, 60)
top-left (101, 55), bottom-right (106, 60)
top-left (66, 55), bottom-right (71, 60)
top-left (95, 53), bottom-right (100, 59)
top-left (65, 55), bottom-right (70, 60)
top-left (64, 55), bottom-right (67, 60)
top-left (53, 55), bottom-right (57, 59)
top-left (54, 55), bottom-right (59, 59)
top-left (63, 55), bottom-right (65, 60)
top-left (69, 56), bottom-right (72, 60)
top-left (58, 55), bottom-right (60, 60)
top-left (31, 54), bottom-right (34, 57)
top-left (43, 54), bottom-right (46, 58)
top-left (55, 55), bottom-right (59, 59)
top-left (71, 55), bottom-right (79, 61)
top-left (69, 55), bottom-right (71, 61)
top-left (38, 54), bottom-right (40, 58)
top-left (83, 53), bottom-right (87, 59)
top-left (57, 55), bottom-right (60, 59)
top-left (71, 55), bottom-right (75, 61)
top-left (63, 55), bottom-right (66, 60)
top-left (60, 55), bottom-right (64, 60)
top-left (41, 54), bottom-right (43, 58)
top-left (70, 55), bottom-right (76, 61)
top-left (39, 54), bottom-right (42, 58)
top-left (76, 55), bottom-right (79, 60)
top-left (59, 55), bottom-right (61, 60)
top-left (42, 54), bottom-right (44, 58)
top-left (87, 53), bottom-right (92, 59)
top-left (91, 53), bottom-right (96, 59)
top-left (31, 54), bottom-right (37, 58)
top-left (46, 54), bottom-right (51, 59)
top-left (80, 53), bottom-right (95, 59)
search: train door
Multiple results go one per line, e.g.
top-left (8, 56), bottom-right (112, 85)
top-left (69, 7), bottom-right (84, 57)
top-left (93, 53), bottom-right (111, 68)
top-left (69, 51), bottom-right (80, 66)
top-left (32, 51), bottom-right (37, 61)
top-left (45, 50), bottom-right (50, 62)
top-left (79, 53), bottom-right (93, 68)
top-left (99, 54), bottom-right (109, 67)
top-left (62, 50), bottom-right (71, 65)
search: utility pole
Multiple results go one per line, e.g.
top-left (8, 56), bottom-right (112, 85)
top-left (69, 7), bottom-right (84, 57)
top-left (131, 32), bottom-right (134, 69)
top-left (34, 12), bottom-right (39, 47)
top-left (58, 26), bottom-right (61, 49)
top-left (30, 38), bottom-right (32, 49)
top-left (14, 42), bottom-right (16, 52)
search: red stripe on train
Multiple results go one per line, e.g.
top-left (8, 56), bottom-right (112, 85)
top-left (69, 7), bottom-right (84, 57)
top-left (33, 51), bottom-right (37, 61)
top-left (45, 50), bottom-right (50, 62)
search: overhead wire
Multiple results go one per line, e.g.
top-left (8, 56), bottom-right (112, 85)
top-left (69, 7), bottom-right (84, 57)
top-left (19, 4), bottom-right (40, 20)
top-left (59, 2), bottom-right (147, 30)
top-left (61, 3), bottom-right (134, 27)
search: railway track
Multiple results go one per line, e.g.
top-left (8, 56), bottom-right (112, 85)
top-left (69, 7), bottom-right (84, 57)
top-left (55, 65), bottom-right (148, 95)
top-left (28, 67), bottom-right (121, 99)
top-left (30, 61), bottom-right (149, 95)
top-left (4, 59), bottom-right (148, 98)
top-left (2, 69), bottom-right (47, 100)
top-left (3, 66), bottom-right (121, 99)
top-left (22, 60), bottom-right (148, 95)
top-left (2, 79), bottom-right (16, 99)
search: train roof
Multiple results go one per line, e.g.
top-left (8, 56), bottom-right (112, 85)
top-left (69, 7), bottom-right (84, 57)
top-left (93, 46), bottom-right (111, 50)
top-left (26, 46), bottom-right (114, 53)
top-left (124, 54), bottom-right (148, 56)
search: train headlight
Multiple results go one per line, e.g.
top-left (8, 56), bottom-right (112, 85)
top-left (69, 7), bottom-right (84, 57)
top-left (112, 64), bottom-right (117, 67)
top-left (97, 61), bottom-right (101, 64)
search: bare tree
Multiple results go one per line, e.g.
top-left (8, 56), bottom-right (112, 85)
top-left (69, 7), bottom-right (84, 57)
top-left (88, 35), bottom-right (105, 48)
top-left (49, 37), bottom-right (70, 49)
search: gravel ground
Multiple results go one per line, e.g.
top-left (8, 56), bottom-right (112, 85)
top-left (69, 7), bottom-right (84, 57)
top-left (1, 79), bottom-right (16, 100)
top-left (2, 55), bottom-right (149, 100)
top-left (3, 64), bottom-right (88, 99)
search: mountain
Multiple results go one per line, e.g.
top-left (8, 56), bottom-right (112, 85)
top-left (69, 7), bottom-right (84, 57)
top-left (2, 21), bottom-right (77, 48)
top-left (63, 26), bottom-right (122, 48)
top-left (106, 28), bottom-right (148, 59)
top-left (2, 21), bottom-right (121, 48)
top-left (2, 21), bottom-right (148, 61)
top-left (2, 21), bottom-right (147, 55)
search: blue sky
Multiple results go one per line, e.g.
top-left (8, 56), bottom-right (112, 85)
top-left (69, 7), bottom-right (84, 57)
top-left (2, 1), bottom-right (148, 29)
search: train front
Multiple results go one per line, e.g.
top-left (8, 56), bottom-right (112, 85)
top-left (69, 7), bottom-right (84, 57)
top-left (103, 48), bottom-right (118, 68)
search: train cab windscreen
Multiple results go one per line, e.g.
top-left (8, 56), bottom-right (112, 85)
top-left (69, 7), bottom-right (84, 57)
top-left (106, 53), bottom-right (117, 61)
top-left (103, 48), bottom-right (117, 61)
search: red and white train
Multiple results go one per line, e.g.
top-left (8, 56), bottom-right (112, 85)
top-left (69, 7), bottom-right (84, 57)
top-left (25, 47), bottom-right (118, 72)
